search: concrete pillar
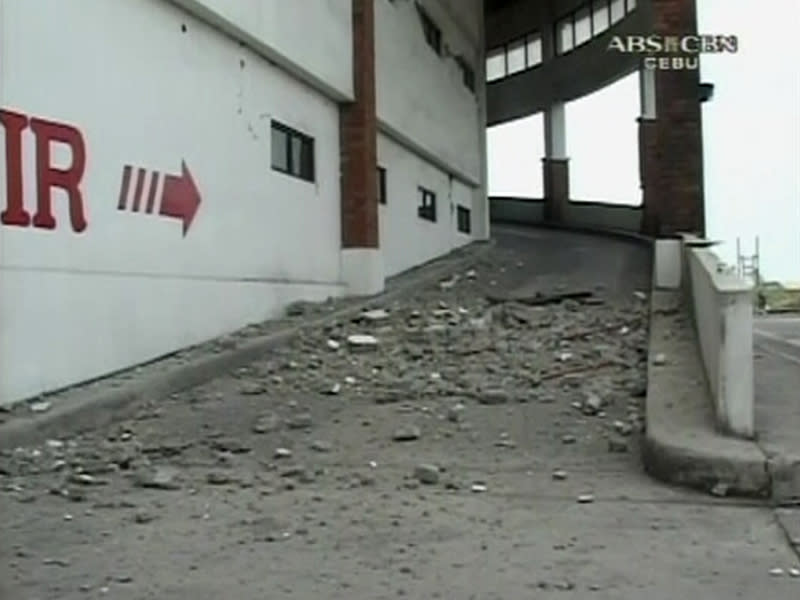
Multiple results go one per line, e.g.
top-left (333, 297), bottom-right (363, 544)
top-left (339, 0), bottom-right (384, 295)
top-left (643, 0), bottom-right (706, 237)
top-left (473, 3), bottom-right (490, 241)
top-left (638, 66), bottom-right (659, 235)
top-left (543, 103), bottom-right (569, 223)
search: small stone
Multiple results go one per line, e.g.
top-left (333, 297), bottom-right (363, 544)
top-left (240, 382), bottom-right (267, 395)
top-left (42, 557), bottom-right (70, 567)
top-left (652, 353), bottom-right (667, 366)
top-left (607, 437), bottom-right (628, 453)
top-left (613, 420), bottom-right (633, 436)
top-left (479, 389), bottom-right (509, 405)
top-left (471, 483), bottom-right (487, 493)
top-left (414, 464), bottom-right (440, 485)
top-left (30, 401), bottom-right (52, 413)
top-left (788, 568), bottom-right (800, 578)
top-left (561, 434), bottom-right (577, 445)
top-left (134, 511), bottom-right (155, 524)
top-left (347, 334), bottom-right (378, 349)
top-left (577, 494), bottom-right (595, 504)
top-left (583, 393), bottom-right (603, 415)
top-left (465, 269), bottom-right (477, 279)
top-left (769, 567), bottom-right (785, 577)
top-left (46, 439), bottom-right (64, 449)
top-left (633, 291), bottom-right (647, 301)
top-left (326, 339), bottom-right (341, 350)
top-left (252, 413), bottom-right (281, 434)
top-left (447, 403), bottom-right (465, 422)
top-left (552, 470), bottom-right (568, 481)
top-left (392, 426), bottom-right (421, 442)
top-left (115, 575), bottom-right (133, 584)
top-left (311, 440), bottom-right (332, 453)
top-left (135, 466), bottom-right (181, 490)
top-left (362, 309), bottom-right (390, 321)
top-left (710, 482), bottom-right (729, 497)
top-left (206, 472), bottom-right (231, 485)
top-left (274, 448), bottom-right (292, 459)
top-left (558, 352), bottom-right (573, 362)
top-left (344, 376), bottom-right (356, 385)
top-left (324, 383), bottom-right (342, 396)
top-left (287, 413), bottom-right (313, 430)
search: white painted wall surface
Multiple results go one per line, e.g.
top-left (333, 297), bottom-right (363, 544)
top-left (168, 0), bottom-right (354, 100)
top-left (375, 0), bottom-right (482, 184)
top-left (378, 135), bottom-right (472, 278)
top-left (683, 239), bottom-right (755, 438)
top-left (0, 0), bottom-right (344, 404)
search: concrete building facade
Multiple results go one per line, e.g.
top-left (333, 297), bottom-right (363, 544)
top-left (0, 0), bottom-right (486, 405)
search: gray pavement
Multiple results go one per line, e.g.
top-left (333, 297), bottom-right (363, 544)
top-left (755, 316), bottom-right (800, 458)
top-left (1, 226), bottom-right (799, 599)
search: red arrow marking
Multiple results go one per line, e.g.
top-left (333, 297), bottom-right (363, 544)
top-left (160, 161), bottom-right (201, 236)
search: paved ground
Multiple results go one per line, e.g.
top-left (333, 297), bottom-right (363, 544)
top-left (754, 316), bottom-right (800, 456)
top-left (2, 226), bottom-right (799, 599)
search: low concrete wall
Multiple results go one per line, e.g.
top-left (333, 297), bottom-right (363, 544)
top-left (679, 236), bottom-right (755, 438)
top-left (489, 197), bottom-right (642, 232)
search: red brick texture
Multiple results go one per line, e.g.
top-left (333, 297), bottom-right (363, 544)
top-left (542, 158), bottom-right (569, 223)
top-left (640, 0), bottom-right (706, 237)
top-left (340, 0), bottom-right (379, 249)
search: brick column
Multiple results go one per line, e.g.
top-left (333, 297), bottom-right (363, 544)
top-left (542, 158), bottom-right (569, 223)
top-left (644, 0), bottom-right (706, 237)
top-left (339, 0), bottom-right (383, 294)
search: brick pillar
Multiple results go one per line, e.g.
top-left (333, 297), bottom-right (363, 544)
top-left (542, 158), bottom-right (569, 223)
top-left (339, 0), bottom-right (383, 295)
top-left (638, 117), bottom-right (659, 236)
top-left (646, 0), bottom-right (706, 236)
top-left (340, 0), bottom-right (378, 249)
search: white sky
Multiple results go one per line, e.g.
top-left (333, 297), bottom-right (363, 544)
top-left (487, 0), bottom-right (800, 282)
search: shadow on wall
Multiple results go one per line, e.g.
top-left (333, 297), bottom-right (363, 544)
top-left (489, 196), bottom-right (642, 233)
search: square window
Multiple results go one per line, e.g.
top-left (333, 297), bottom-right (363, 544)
top-left (457, 206), bottom-right (471, 234)
top-left (592, 1), bottom-right (610, 34)
top-left (271, 126), bottom-right (288, 172)
top-left (486, 47), bottom-right (506, 81)
top-left (417, 187), bottom-right (437, 222)
top-left (526, 34), bottom-right (542, 67)
top-left (507, 38), bottom-right (526, 75)
top-left (377, 167), bottom-right (387, 205)
top-left (574, 7), bottom-right (592, 46)
top-left (557, 17), bottom-right (574, 54)
top-left (271, 121), bottom-right (315, 182)
top-left (610, 0), bottom-right (625, 23)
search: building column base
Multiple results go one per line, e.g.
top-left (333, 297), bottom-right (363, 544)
top-left (638, 117), bottom-right (659, 236)
top-left (542, 157), bottom-right (569, 223)
top-left (340, 247), bottom-right (384, 296)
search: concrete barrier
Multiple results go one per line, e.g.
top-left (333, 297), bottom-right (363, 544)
top-left (677, 235), bottom-right (755, 438)
top-left (489, 197), bottom-right (642, 232)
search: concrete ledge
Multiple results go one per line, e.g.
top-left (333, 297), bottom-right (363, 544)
top-left (492, 217), bottom-right (654, 248)
top-left (642, 288), bottom-right (771, 498)
top-left (0, 241), bottom-right (492, 450)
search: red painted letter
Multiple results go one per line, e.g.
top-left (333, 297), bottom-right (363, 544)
top-left (30, 118), bottom-right (88, 233)
top-left (0, 109), bottom-right (31, 227)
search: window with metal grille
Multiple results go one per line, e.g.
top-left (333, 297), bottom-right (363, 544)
top-left (271, 121), bottom-right (314, 182)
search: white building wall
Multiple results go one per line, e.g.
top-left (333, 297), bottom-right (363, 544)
top-left (168, 0), bottom-right (354, 100)
top-left (378, 135), bottom-right (472, 278)
top-left (375, 0), bottom-right (483, 185)
top-left (0, 0), bottom-right (344, 405)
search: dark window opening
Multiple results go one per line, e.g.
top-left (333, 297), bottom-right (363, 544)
top-left (377, 166), bottom-right (387, 205)
top-left (418, 187), bottom-right (437, 222)
top-left (456, 56), bottom-right (475, 91)
top-left (456, 206), bottom-right (471, 234)
top-left (418, 8), bottom-right (442, 55)
top-left (271, 121), bottom-right (314, 182)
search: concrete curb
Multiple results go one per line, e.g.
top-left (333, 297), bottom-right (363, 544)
top-left (640, 288), bottom-right (773, 498)
top-left (0, 241), bottom-right (493, 450)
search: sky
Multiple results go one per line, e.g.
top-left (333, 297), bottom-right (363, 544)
top-left (487, 0), bottom-right (800, 283)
